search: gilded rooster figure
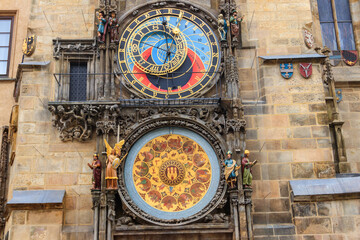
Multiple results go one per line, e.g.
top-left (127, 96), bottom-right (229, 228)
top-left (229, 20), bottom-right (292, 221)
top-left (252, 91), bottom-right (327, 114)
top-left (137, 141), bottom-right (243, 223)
top-left (104, 139), bottom-right (127, 189)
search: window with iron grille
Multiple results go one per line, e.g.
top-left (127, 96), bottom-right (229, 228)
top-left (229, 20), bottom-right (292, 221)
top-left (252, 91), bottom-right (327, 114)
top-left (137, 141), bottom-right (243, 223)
top-left (317, 0), bottom-right (356, 51)
top-left (69, 62), bottom-right (87, 101)
top-left (0, 17), bottom-right (13, 76)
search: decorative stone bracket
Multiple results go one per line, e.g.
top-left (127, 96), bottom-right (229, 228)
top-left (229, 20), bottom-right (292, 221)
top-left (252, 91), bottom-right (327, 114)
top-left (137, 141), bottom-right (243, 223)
top-left (48, 101), bottom-right (246, 142)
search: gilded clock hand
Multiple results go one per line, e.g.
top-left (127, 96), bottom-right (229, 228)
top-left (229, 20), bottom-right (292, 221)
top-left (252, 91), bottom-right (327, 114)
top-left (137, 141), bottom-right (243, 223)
top-left (173, 11), bottom-right (184, 35)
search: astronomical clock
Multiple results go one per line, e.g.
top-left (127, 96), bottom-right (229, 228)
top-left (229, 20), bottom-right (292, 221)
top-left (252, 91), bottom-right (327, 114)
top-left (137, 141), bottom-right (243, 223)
top-left (49, 0), bottom-right (248, 239)
top-left (115, 5), bottom-right (230, 227)
top-left (118, 8), bottom-right (221, 99)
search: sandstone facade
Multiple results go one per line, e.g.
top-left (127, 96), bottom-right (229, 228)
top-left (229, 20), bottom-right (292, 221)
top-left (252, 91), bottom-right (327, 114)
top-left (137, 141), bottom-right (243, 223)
top-left (1, 0), bottom-right (359, 240)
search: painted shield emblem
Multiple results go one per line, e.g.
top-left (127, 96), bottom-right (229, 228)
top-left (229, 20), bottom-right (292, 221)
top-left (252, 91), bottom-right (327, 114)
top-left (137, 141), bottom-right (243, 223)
top-left (280, 63), bottom-right (293, 79)
top-left (329, 51), bottom-right (341, 67)
top-left (299, 63), bottom-right (312, 79)
top-left (22, 35), bottom-right (36, 56)
top-left (342, 50), bottom-right (358, 66)
top-left (304, 29), bottom-right (314, 49)
top-left (335, 89), bottom-right (342, 103)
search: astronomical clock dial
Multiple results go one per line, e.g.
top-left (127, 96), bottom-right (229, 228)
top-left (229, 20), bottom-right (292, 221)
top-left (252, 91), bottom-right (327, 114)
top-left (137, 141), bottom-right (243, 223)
top-left (118, 8), bottom-right (221, 99)
top-left (123, 127), bottom-right (220, 222)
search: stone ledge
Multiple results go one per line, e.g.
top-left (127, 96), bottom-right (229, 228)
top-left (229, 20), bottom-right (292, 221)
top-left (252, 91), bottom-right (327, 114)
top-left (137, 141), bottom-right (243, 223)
top-left (7, 190), bottom-right (65, 210)
top-left (259, 54), bottom-right (326, 62)
top-left (290, 177), bottom-right (360, 202)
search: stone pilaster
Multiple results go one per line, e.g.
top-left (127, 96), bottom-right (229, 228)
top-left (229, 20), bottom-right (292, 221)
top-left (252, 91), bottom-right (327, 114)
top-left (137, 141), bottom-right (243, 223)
top-left (91, 189), bottom-right (101, 240)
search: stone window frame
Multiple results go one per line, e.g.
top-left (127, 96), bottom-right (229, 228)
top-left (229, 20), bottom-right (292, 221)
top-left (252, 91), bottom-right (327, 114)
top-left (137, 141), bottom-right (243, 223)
top-left (0, 16), bottom-right (14, 77)
top-left (52, 39), bottom-right (98, 102)
top-left (315, 0), bottom-right (357, 51)
top-left (58, 58), bottom-right (94, 102)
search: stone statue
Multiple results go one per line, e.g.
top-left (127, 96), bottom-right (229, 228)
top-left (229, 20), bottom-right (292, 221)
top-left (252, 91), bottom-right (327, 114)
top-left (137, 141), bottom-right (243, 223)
top-left (229, 10), bottom-right (243, 42)
top-left (241, 150), bottom-right (257, 189)
top-left (223, 151), bottom-right (240, 188)
top-left (88, 153), bottom-right (101, 190)
top-left (104, 139), bottom-right (126, 189)
top-left (108, 11), bottom-right (119, 43)
top-left (217, 14), bottom-right (228, 42)
top-left (96, 11), bottom-right (107, 43)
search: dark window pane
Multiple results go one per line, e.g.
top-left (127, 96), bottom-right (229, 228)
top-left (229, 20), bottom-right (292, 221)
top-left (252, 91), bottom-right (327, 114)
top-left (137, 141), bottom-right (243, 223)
top-left (318, 0), bottom-right (334, 22)
top-left (338, 22), bottom-right (356, 50)
top-left (0, 61), bottom-right (6, 75)
top-left (0, 20), bottom-right (11, 32)
top-left (335, 0), bottom-right (352, 21)
top-left (0, 34), bottom-right (10, 46)
top-left (0, 48), bottom-right (9, 60)
top-left (69, 62), bottom-right (87, 101)
top-left (320, 23), bottom-right (338, 50)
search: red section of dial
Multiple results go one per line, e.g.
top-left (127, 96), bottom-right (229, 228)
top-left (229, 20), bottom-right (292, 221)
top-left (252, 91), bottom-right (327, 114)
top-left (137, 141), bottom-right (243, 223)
top-left (132, 48), bottom-right (205, 93)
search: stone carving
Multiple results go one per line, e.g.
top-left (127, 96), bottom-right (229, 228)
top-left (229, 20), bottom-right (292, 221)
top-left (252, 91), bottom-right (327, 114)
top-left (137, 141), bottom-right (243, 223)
top-left (108, 198), bottom-right (116, 222)
top-left (241, 150), bottom-right (257, 189)
top-left (116, 216), bottom-right (134, 226)
top-left (151, 2), bottom-right (167, 8)
top-left (99, 0), bottom-right (117, 16)
top-left (48, 104), bottom-right (99, 142)
top-left (207, 107), bottom-right (225, 134)
top-left (226, 119), bottom-right (246, 133)
top-left (223, 150), bottom-right (240, 189)
top-left (229, 9), bottom-right (243, 44)
top-left (204, 213), bottom-right (229, 223)
top-left (53, 38), bottom-right (97, 59)
top-left (104, 139), bottom-right (126, 189)
top-left (96, 11), bottom-right (107, 43)
top-left (217, 197), bottom-right (228, 209)
top-left (88, 153), bottom-right (101, 190)
top-left (0, 127), bottom-right (9, 229)
top-left (108, 11), bottom-right (119, 43)
top-left (218, 14), bottom-right (228, 42)
top-left (48, 103), bottom-right (243, 144)
top-left (91, 194), bottom-right (101, 209)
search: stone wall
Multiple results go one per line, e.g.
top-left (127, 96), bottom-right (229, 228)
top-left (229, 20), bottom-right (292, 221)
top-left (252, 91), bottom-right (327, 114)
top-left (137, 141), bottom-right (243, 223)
top-left (6, 209), bottom-right (63, 240)
top-left (337, 85), bottom-right (360, 173)
top-left (237, 0), bottom-right (313, 55)
top-left (246, 61), bottom-right (335, 225)
top-left (293, 199), bottom-right (360, 239)
top-left (3, 0), bottom-right (360, 239)
top-left (8, 67), bottom-right (96, 237)
top-left (5, 0), bottom-right (97, 239)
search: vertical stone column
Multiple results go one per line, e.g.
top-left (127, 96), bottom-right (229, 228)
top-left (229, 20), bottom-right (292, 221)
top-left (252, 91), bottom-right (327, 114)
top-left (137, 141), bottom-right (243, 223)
top-left (97, 135), bottom-right (107, 240)
top-left (230, 190), bottom-right (240, 240)
top-left (244, 189), bottom-right (253, 240)
top-left (104, 35), bottom-right (111, 99)
top-left (91, 190), bottom-right (101, 240)
top-left (106, 189), bottom-right (117, 240)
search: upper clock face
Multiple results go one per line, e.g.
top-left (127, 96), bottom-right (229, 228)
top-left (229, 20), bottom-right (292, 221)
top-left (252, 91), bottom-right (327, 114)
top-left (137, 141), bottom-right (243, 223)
top-left (118, 8), bottom-right (221, 99)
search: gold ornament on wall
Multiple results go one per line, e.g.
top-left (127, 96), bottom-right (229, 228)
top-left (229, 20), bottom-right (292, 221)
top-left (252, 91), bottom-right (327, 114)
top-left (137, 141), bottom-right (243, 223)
top-left (22, 35), bottom-right (36, 56)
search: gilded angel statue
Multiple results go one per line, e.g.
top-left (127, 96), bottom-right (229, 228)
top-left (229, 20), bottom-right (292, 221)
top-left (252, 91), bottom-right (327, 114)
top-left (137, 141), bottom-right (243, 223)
top-left (104, 139), bottom-right (127, 189)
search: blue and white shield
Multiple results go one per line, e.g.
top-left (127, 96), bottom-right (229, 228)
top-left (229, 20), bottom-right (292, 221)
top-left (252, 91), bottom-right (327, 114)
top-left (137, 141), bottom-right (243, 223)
top-left (280, 63), bottom-right (293, 79)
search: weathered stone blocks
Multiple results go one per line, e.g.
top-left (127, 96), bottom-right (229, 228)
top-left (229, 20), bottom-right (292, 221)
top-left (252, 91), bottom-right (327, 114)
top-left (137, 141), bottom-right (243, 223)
top-left (295, 218), bottom-right (332, 234)
top-left (262, 164), bottom-right (291, 180)
top-left (292, 203), bottom-right (317, 217)
top-left (291, 163), bottom-right (315, 179)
